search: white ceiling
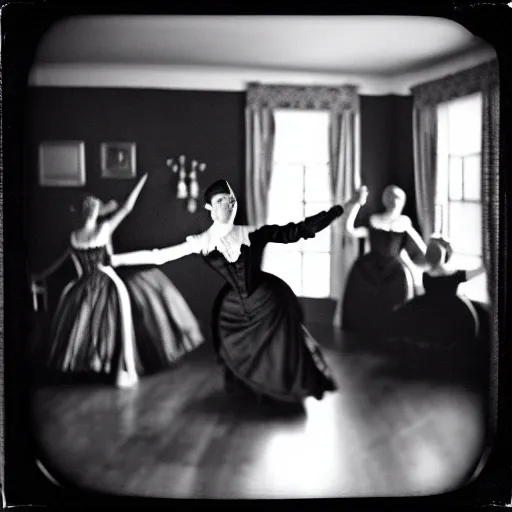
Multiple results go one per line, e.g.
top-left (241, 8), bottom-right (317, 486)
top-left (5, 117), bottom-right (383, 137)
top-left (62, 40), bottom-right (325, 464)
top-left (36, 15), bottom-right (490, 75)
top-left (31, 15), bottom-right (495, 94)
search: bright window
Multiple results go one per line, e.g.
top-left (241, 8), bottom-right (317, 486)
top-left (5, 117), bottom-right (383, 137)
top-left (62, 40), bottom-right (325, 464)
top-left (436, 93), bottom-right (488, 303)
top-left (262, 110), bottom-right (332, 298)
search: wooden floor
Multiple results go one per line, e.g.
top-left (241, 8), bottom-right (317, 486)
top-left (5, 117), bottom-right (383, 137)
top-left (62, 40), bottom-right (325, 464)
top-left (30, 325), bottom-right (489, 499)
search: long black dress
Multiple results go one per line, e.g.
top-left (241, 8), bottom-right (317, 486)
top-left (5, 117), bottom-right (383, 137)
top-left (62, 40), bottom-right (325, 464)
top-left (342, 227), bottom-right (416, 337)
top-left (386, 270), bottom-right (479, 350)
top-left (190, 206), bottom-right (343, 403)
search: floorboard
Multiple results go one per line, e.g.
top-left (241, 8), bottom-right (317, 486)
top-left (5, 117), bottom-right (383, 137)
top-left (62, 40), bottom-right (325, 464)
top-left (30, 325), bottom-right (488, 499)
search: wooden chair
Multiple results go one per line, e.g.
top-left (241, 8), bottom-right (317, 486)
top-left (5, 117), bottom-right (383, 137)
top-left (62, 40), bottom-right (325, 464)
top-left (30, 278), bottom-right (48, 313)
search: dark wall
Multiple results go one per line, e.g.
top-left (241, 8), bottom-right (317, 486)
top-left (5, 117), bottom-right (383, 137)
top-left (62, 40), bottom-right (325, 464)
top-left (26, 87), bottom-right (246, 335)
top-left (359, 95), bottom-right (418, 230)
top-left (25, 87), bottom-right (416, 332)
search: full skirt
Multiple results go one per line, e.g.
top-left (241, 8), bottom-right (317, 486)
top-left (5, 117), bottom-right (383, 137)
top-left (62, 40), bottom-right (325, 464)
top-left (342, 252), bottom-right (414, 336)
top-left (212, 272), bottom-right (337, 403)
top-left (43, 266), bottom-right (203, 378)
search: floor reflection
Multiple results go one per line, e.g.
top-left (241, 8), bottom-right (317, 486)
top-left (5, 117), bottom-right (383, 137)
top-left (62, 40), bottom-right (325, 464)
top-left (31, 328), bottom-right (488, 499)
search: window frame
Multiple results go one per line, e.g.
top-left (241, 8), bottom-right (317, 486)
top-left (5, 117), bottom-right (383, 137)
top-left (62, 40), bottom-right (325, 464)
top-left (435, 93), bottom-right (488, 303)
top-left (263, 110), bottom-right (333, 299)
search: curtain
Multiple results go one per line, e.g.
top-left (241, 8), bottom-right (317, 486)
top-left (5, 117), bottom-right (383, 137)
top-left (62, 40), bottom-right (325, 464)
top-left (481, 80), bottom-right (501, 439)
top-left (245, 82), bottom-right (360, 326)
top-left (481, 83), bottom-right (500, 313)
top-left (245, 107), bottom-right (276, 227)
top-left (412, 104), bottom-right (438, 242)
top-left (329, 110), bottom-right (360, 327)
top-left (411, 59), bottom-right (499, 241)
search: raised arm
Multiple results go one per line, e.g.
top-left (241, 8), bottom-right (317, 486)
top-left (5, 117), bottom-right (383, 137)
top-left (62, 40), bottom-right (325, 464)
top-left (252, 205), bottom-right (344, 245)
top-left (405, 221), bottom-right (427, 255)
top-left (103, 174), bottom-right (148, 233)
top-left (465, 265), bottom-right (486, 281)
top-left (110, 241), bottom-right (195, 267)
top-left (345, 186), bottom-right (369, 238)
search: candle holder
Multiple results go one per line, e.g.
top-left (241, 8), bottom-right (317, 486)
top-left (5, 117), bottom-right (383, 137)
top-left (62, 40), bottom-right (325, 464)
top-left (166, 155), bottom-right (206, 213)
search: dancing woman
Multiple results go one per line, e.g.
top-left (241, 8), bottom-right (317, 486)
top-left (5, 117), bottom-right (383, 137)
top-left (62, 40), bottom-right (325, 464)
top-left (30, 174), bottom-right (203, 388)
top-left (386, 236), bottom-right (485, 350)
top-left (342, 184), bottom-right (427, 336)
top-left (113, 179), bottom-right (349, 403)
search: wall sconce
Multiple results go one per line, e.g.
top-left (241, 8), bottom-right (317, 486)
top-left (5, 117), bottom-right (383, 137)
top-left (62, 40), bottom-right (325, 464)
top-left (166, 155), bottom-right (206, 213)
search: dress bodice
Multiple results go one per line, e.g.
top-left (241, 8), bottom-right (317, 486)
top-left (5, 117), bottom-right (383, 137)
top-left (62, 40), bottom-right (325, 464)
top-left (200, 206), bottom-right (344, 299)
top-left (71, 245), bottom-right (110, 276)
top-left (423, 270), bottom-right (467, 297)
top-left (368, 227), bottom-right (407, 259)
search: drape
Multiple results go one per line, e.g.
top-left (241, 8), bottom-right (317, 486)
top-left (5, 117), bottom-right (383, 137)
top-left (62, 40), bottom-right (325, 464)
top-left (411, 58), bottom-right (499, 242)
top-left (245, 83), bottom-right (360, 326)
top-left (481, 79), bottom-right (501, 441)
top-left (412, 104), bottom-right (438, 242)
top-left (245, 107), bottom-right (276, 228)
top-left (329, 109), bottom-right (360, 327)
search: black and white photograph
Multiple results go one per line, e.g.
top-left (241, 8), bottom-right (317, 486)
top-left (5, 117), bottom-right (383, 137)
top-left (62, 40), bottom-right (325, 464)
top-left (3, 8), bottom-right (507, 506)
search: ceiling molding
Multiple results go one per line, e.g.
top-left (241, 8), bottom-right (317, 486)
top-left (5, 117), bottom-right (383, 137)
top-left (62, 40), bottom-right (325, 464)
top-left (28, 64), bottom-right (400, 95)
top-left (29, 46), bottom-right (497, 96)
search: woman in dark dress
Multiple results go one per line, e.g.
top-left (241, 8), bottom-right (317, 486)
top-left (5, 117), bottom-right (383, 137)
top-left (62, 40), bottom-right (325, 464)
top-left (342, 185), bottom-right (427, 337)
top-left (386, 236), bottom-right (485, 351)
top-left (30, 175), bottom-right (204, 388)
top-left (113, 179), bottom-right (348, 403)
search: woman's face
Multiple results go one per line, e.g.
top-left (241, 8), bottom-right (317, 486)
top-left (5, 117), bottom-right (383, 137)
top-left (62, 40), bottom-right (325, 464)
top-left (209, 192), bottom-right (237, 224)
top-left (383, 189), bottom-right (405, 213)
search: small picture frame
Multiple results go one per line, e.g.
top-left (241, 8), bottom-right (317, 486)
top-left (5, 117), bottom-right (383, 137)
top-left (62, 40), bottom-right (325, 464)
top-left (38, 140), bottom-right (86, 187)
top-left (100, 142), bottom-right (136, 179)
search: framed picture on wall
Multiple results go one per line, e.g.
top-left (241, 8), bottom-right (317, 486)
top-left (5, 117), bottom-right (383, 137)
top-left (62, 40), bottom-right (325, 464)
top-left (100, 142), bottom-right (137, 179)
top-left (38, 140), bottom-right (86, 187)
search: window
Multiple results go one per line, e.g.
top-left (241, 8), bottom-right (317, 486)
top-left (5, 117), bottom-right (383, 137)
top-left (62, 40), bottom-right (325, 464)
top-left (436, 93), bottom-right (488, 302)
top-left (262, 110), bottom-right (332, 298)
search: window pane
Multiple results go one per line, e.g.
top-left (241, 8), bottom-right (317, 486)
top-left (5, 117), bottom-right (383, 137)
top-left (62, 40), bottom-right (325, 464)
top-left (268, 163), bottom-right (304, 205)
top-left (463, 154), bottom-right (481, 201)
top-left (302, 252), bottom-right (331, 298)
top-left (304, 202), bottom-right (332, 252)
top-left (274, 110), bottom-right (329, 164)
top-left (448, 202), bottom-right (482, 256)
top-left (267, 199), bottom-right (304, 226)
top-left (262, 248), bottom-right (302, 296)
top-left (447, 93), bottom-right (482, 156)
top-left (304, 163), bottom-right (332, 202)
top-left (449, 156), bottom-right (463, 200)
top-left (305, 201), bottom-right (333, 216)
top-left (447, 254), bottom-right (482, 271)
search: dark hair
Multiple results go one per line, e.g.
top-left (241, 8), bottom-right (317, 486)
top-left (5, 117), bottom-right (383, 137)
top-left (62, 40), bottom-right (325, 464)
top-left (426, 236), bottom-right (453, 265)
top-left (203, 179), bottom-right (231, 205)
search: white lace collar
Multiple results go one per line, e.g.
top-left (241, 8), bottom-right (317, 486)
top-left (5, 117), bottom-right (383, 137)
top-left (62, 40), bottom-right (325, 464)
top-left (186, 224), bottom-right (256, 263)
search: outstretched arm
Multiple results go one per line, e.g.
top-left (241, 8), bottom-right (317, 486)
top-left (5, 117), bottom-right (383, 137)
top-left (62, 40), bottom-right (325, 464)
top-left (252, 205), bottom-right (344, 245)
top-left (110, 241), bottom-right (195, 267)
top-left (103, 174), bottom-right (148, 233)
top-left (30, 249), bottom-right (71, 282)
top-left (465, 265), bottom-right (486, 281)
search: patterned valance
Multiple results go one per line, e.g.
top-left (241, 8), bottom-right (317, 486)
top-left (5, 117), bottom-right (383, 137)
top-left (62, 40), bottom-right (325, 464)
top-left (246, 83), bottom-right (359, 113)
top-left (411, 58), bottom-right (499, 108)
